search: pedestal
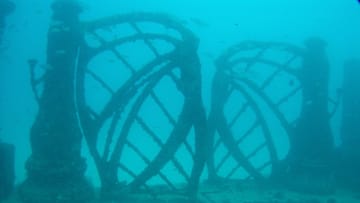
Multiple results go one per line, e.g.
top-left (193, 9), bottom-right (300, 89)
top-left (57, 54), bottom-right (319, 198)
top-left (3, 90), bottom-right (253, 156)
top-left (19, 1), bottom-right (94, 202)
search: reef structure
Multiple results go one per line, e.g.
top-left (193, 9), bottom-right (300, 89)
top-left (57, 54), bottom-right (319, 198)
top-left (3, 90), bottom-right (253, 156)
top-left (20, 1), bottom-right (94, 202)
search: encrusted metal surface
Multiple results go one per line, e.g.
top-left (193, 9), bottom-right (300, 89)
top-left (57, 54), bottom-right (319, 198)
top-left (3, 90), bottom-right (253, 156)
top-left (207, 41), bottom-right (340, 181)
top-left (74, 12), bottom-right (207, 199)
top-left (28, 13), bottom-right (342, 201)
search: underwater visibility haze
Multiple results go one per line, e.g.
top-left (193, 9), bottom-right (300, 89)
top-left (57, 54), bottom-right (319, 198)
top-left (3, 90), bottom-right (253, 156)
top-left (0, 0), bottom-right (360, 203)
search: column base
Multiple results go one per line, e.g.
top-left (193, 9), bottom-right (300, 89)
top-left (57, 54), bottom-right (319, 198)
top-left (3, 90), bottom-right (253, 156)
top-left (19, 178), bottom-right (94, 203)
top-left (286, 160), bottom-right (335, 195)
top-left (19, 156), bottom-right (94, 203)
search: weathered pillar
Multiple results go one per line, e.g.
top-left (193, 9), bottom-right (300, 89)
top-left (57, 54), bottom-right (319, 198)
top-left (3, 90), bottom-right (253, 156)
top-left (338, 59), bottom-right (360, 190)
top-left (181, 44), bottom-right (209, 200)
top-left (286, 38), bottom-right (335, 194)
top-left (19, 1), bottom-right (93, 202)
top-left (207, 67), bottom-right (230, 182)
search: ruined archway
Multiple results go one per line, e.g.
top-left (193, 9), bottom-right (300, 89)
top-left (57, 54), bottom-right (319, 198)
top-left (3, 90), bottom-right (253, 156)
top-left (30, 12), bottom-right (208, 201)
top-left (75, 13), bottom-right (207, 199)
top-left (207, 41), bottom-right (340, 183)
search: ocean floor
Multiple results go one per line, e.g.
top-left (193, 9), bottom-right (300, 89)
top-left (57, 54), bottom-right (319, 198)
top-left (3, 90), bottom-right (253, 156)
top-left (3, 181), bottom-right (360, 203)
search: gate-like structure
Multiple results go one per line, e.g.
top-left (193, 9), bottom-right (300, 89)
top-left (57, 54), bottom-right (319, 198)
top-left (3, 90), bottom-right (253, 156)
top-left (30, 12), bottom-right (208, 201)
top-left (207, 41), bottom-right (339, 183)
top-left (74, 13), bottom-right (208, 200)
top-left (28, 8), bottom-right (341, 202)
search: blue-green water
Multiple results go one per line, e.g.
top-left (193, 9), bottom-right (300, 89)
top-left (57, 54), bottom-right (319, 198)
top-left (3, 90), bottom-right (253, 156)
top-left (1, 0), bottom-right (360, 202)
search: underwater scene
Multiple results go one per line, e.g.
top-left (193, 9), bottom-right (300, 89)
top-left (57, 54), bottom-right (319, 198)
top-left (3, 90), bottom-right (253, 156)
top-left (1, 0), bottom-right (360, 203)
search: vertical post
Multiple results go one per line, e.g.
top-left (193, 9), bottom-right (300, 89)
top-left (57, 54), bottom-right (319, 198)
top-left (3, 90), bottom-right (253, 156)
top-left (20, 0), bottom-right (93, 202)
top-left (286, 37), bottom-right (334, 194)
top-left (339, 59), bottom-right (360, 189)
top-left (180, 42), bottom-right (208, 200)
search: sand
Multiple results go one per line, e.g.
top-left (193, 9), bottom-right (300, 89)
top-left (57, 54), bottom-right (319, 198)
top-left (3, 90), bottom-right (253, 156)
top-left (3, 182), bottom-right (360, 203)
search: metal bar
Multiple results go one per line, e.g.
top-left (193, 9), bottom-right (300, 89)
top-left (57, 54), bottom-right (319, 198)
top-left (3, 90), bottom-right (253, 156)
top-left (86, 69), bottom-right (115, 94)
top-left (149, 92), bottom-right (195, 158)
top-left (245, 142), bottom-right (267, 160)
top-left (228, 103), bottom-right (249, 128)
top-left (236, 121), bottom-right (259, 145)
top-left (275, 86), bottom-right (302, 106)
top-left (117, 163), bottom-right (156, 198)
top-left (135, 116), bottom-right (190, 182)
top-left (126, 141), bottom-right (177, 191)
top-left (88, 31), bottom-right (136, 74)
top-left (215, 121), bottom-right (258, 172)
top-left (260, 54), bottom-right (298, 89)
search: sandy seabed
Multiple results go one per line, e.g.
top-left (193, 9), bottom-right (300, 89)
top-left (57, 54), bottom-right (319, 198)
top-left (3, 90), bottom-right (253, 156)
top-left (3, 182), bottom-right (360, 203)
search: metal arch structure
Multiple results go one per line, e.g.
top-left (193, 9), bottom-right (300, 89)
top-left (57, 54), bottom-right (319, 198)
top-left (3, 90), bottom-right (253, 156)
top-left (26, 10), bottom-right (342, 202)
top-left (29, 12), bottom-right (208, 200)
top-left (74, 13), bottom-right (208, 199)
top-left (207, 41), bottom-right (340, 182)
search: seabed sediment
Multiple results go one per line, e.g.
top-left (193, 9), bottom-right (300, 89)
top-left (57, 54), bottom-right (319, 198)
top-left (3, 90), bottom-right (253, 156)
top-left (3, 181), bottom-right (360, 203)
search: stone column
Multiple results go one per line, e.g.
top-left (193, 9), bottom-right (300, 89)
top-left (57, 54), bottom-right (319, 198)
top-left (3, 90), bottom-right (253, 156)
top-left (339, 59), bottom-right (360, 189)
top-left (286, 38), bottom-right (335, 194)
top-left (19, 1), bottom-right (93, 202)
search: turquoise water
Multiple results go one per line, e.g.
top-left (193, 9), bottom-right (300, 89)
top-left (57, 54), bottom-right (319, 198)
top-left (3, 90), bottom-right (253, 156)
top-left (1, 0), bottom-right (360, 201)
